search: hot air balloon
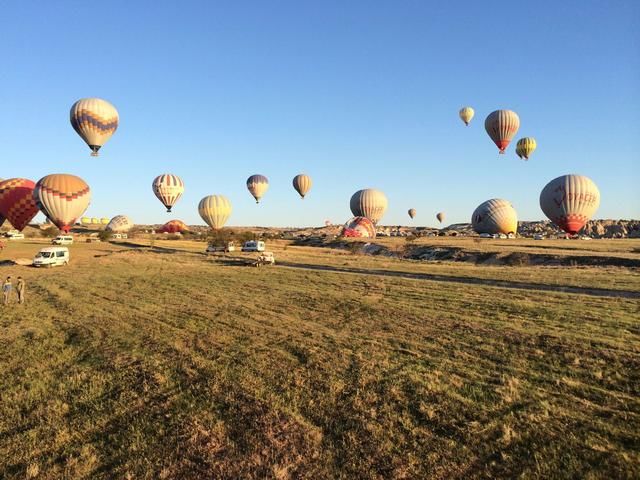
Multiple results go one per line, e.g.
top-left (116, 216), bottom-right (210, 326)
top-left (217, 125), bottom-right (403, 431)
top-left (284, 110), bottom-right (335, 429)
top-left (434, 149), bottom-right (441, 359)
top-left (350, 189), bottom-right (388, 224)
top-left (34, 174), bottom-right (91, 233)
top-left (516, 137), bottom-right (537, 160)
top-left (0, 178), bottom-right (4, 228)
top-left (100, 217), bottom-right (109, 225)
top-left (436, 212), bottom-right (445, 224)
top-left (159, 219), bottom-right (188, 234)
top-left (106, 215), bottom-right (134, 233)
top-left (292, 174), bottom-right (312, 199)
top-left (324, 220), bottom-right (332, 227)
top-left (484, 110), bottom-right (520, 154)
top-left (540, 174), bottom-right (600, 235)
top-left (472, 199), bottom-right (518, 235)
top-left (0, 178), bottom-right (40, 232)
top-left (198, 195), bottom-right (232, 230)
top-left (81, 217), bottom-right (91, 225)
top-left (70, 98), bottom-right (119, 156)
top-left (91, 217), bottom-right (100, 225)
top-left (408, 208), bottom-right (416, 219)
top-left (341, 217), bottom-right (376, 238)
top-left (152, 174), bottom-right (184, 212)
top-left (459, 107), bottom-right (475, 126)
top-left (247, 175), bottom-right (269, 203)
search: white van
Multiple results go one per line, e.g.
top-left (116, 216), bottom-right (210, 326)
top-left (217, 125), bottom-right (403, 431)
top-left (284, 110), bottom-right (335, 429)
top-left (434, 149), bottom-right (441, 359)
top-left (52, 235), bottom-right (74, 245)
top-left (242, 240), bottom-right (265, 252)
top-left (6, 231), bottom-right (25, 240)
top-left (33, 247), bottom-right (70, 267)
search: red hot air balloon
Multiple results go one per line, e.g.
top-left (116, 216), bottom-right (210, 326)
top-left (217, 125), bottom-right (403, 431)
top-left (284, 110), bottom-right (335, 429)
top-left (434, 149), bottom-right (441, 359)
top-left (540, 174), bottom-right (600, 235)
top-left (0, 178), bottom-right (40, 231)
top-left (484, 110), bottom-right (520, 154)
top-left (159, 219), bottom-right (189, 234)
top-left (341, 217), bottom-right (376, 238)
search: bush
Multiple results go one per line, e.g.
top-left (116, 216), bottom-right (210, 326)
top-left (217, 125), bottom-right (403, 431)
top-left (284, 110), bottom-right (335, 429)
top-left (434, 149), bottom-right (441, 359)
top-left (98, 230), bottom-right (112, 242)
top-left (40, 226), bottom-right (59, 238)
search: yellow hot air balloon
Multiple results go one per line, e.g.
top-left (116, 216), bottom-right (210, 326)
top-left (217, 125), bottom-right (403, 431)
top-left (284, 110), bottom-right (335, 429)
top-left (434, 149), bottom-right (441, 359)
top-left (292, 174), bottom-right (312, 199)
top-left (408, 208), bottom-right (416, 219)
top-left (472, 199), bottom-right (517, 235)
top-left (350, 189), bottom-right (388, 224)
top-left (515, 137), bottom-right (537, 160)
top-left (485, 110), bottom-right (520, 154)
top-left (91, 217), bottom-right (99, 224)
top-left (106, 215), bottom-right (134, 233)
top-left (459, 107), bottom-right (474, 126)
top-left (436, 212), bottom-right (445, 223)
top-left (100, 217), bottom-right (109, 225)
top-left (34, 174), bottom-right (91, 233)
top-left (152, 174), bottom-right (185, 212)
top-left (81, 217), bottom-right (91, 225)
top-left (198, 195), bottom-right (232, 230)
top-left (247, 175), bottom-right (269, 203)
top-left (70, 98), bottom-right (119, 156)
top-left (540, 174), bottom-right (600, 235)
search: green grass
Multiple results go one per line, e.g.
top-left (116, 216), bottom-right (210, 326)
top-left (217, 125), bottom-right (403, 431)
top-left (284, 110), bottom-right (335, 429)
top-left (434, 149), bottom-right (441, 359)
top-left (0, 240), bottom-right (639, 478)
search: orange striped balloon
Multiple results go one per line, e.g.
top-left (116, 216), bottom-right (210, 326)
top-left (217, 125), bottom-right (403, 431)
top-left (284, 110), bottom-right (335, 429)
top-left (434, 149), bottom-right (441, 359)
top-left (34, 174), bottom-right (91, 233)
top-left (484, 110), bottom-right (520, 154)
top-left (152, 174), bottom-right (184, 212)
top-left (70, 98), bottom-right (119, 156)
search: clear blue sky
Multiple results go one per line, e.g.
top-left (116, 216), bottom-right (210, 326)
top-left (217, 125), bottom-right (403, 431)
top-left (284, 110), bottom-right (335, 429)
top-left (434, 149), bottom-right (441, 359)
top-left (1, 1), bottom-right (638, 227)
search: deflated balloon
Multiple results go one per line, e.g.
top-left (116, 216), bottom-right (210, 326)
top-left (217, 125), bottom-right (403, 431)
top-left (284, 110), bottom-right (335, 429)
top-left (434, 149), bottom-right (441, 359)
top-left (408, 208), bottom-right (416, 219)
top-left (436, 212), bottom-right (445, 223)
top-left (292, 174), bottom-right (312, 199)
top-left (152, 174), bottom-right (184, 212)
top-left (247, 175), bottom-right (269, 203)
top-left (106, 215), bottom-right (133, 233)
top-left (350, 189), bottom-right (388, 224)
top-left (485, 110), bottom-right (520, 154)
top-left (159, 219), bottom-right (188, 234)
top-left (341, 217), bottom-right (376, 238)
top-left (459, 107), bottom-right (475, 126)
top-left (70, 98), bottom-right (119, 156)
top-left (34, 174), bottom-right (91, 233)
top-left (516, 137), bottom-right (537, 160)
top-left (540, 174), bottom-right (600, 234)
top-left (0, 178), bottom-right (39, 231)
top-left (199, 195), bottom-right (232, 229)
top-left (472, 199), bottom-right (517, 234)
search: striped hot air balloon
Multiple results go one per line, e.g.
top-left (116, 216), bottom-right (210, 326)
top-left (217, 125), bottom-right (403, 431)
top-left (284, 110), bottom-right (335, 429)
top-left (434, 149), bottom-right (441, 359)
top-left (472, 199), bottom-right (518, 235)
top-left (0, 178), bottom-right (4, 228)
top-left (152, 174), bottom-right (184, 212)
top-left (159, 219), bottom-right (188, 234)
top-left (198, 195), bottom-right (232, 230)
top-left (408, 208), bottom-right (416, 219)
top-left (81, 217), bottom-right (91, 225)
top-left (350, 189), bottom-right (388, 224)
top-left (34, 174), bottom-right (91, 233)
top-left (70, 98), bottom-right (119, 156)
top-left (436, 212), bottom-right (445, 224)
top-left (292, 174), bottom-right (312, 199)
top-left (516, 137), bottom-right (537, 160)
top-left (0, 178), bottom-right (40, 232)
top-left (341, 217), bottom-right (376, 238)
top-left (540, 174), bottom-right (600, 235)
top-left (485, 110), bottom-right (520, 154)
top-left (247, 175), bottom-right (269, 203)
top-left (100, 217), bottom-right (109, 225)
top-left (459, 107), bottom-right (475, 126)
top-left (106, 215), bottom-right (134, 233)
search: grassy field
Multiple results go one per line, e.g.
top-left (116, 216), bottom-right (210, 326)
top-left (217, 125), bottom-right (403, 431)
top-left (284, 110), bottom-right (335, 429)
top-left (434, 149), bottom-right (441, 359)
top-left (0, 238), bottom-right (639, 479)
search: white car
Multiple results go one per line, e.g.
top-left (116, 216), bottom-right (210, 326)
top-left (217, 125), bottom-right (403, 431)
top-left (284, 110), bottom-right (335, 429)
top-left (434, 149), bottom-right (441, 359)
top-left (52, 235), bottom-right (74, 245)
top-left (533, 234), bottom-right (545, 240)
top-left (33, 247), bottom-right (69, 267)
top-left (242, 240), bottom-right (265, 252)
top-left (479, 233), bottom-right (492, 238)
top-left (580, 236), bottom-right (593, 241)
top-left (6, 232), bottom-right (25, 240)
top-left (206, 242), bottom-right (236, 253)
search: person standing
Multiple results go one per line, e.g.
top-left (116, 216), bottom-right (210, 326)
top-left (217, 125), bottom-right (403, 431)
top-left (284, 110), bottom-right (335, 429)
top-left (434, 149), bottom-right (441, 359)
top-left (16, 277), bottom-right (25, 305)
top-left (2, 276), bottom-right (12, 305)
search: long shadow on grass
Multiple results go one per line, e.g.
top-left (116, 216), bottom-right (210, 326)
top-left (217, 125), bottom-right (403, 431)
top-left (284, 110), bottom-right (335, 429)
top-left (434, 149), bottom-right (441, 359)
top-left (275, 261), bottom-right (640, 299)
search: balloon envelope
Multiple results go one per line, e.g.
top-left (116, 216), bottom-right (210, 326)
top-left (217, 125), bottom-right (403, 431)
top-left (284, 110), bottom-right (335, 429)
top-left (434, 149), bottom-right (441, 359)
top-left (159, 219), bottom-right (188, 234)
top-left (106, 215), bottom-right (134, 233)
top-left (292, 174), bottom-right (312, 199)
top-left (34, 174), bottom-right (91, 233)
top-left (540, 174), bottom-right (600, 234)
top-left (70, 98), bottom-right (119, 156)
top-left (436, 212), bottom-right (445, 223)
top-left (459, 107), bottom-right (474, 126)
top-left (199, 195), bottom-right (232, 230)
top-left (0, 178), bottom-right (39, 231)
top-left (472, 199), bottom-right (517, 234)
top-left (408, 208), bottom-right (416, 219)
top-left (516, 137), bottom-right (537, 160)
top-left (350, 189), bottom-right (388, 224)
top-left (247, 175), bottom-right (269, 203)
top-left (484, 110), bottom-right (520, 154)
top-left (152, 174), bottom-right (184, 212)
top-left (341, 217), bottom-right (376, 238)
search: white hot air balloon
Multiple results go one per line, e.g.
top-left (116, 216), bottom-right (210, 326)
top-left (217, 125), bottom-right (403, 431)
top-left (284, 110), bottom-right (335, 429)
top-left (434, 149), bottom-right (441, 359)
top-left (198, 195), bottom-right (232, 230)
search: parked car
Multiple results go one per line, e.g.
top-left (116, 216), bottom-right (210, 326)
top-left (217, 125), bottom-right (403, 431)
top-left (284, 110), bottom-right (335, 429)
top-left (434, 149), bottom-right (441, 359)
top-left (479, 233), bottom-right (492, 238)
top-left (253, 252), bottom-right (275, 266)
top-left (242, 240), bottom-right (265, 252)
top-left (33, 247), bottom-right (69, 267)
top-left (533, 234), bottom-right (545, 240)
top-left (6, 232), bottom-right (25, 240)
top-left (206, 241), bottom-right (236, 253)
top-left (52, 235), bottom-right (73, 245)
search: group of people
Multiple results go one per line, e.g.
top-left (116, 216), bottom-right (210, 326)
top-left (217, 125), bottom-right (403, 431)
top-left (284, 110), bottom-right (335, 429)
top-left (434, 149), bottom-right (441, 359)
top-left (2, 276), bottom-right (25, 305)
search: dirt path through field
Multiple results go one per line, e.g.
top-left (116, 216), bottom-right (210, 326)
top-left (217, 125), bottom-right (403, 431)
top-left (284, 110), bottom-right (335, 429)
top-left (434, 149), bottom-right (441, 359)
top-left (276, 261), bottom-right (640, 299)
